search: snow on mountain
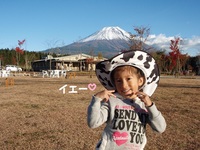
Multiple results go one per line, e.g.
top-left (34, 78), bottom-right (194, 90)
top-left (44, 26), bottom-right (133, 57)
top-left (80, 26), bottom-right (131, 42)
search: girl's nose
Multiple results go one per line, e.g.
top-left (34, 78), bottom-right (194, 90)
top-left (122, 80), bottom-right (128, 89)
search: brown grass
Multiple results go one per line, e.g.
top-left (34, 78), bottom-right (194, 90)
top-left (0, 75), bottom-right (199, 150)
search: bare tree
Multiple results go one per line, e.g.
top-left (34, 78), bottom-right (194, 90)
top-left (45, 39), bottom-right (61, 70)
top-left (129, 26), bottom-right (150, 50)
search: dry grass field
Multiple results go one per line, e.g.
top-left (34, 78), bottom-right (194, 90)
top-left (0, 73), bottom-right (199, 150)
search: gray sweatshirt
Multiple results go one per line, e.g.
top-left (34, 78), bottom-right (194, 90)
top-left (87, 93), bottom-right (166, 150)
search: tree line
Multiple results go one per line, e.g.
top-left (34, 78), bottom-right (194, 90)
top-left (148, 50), bottom-right (199, 76)
top-left (0, 47), bottom-right (199, 75)
top-left (0, 48), bottom-right (48, 71)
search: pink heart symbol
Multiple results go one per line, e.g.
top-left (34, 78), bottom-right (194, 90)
top-left (88, 83), bottom-right (96, 91)
top-left (113, 131), bottom-right (128, 146)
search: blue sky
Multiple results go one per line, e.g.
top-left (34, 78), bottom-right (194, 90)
top-left (0, 0), bottom-right (200, 56)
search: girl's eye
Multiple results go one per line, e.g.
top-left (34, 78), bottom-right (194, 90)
top-left (115, 79), bottom-right (121, 83)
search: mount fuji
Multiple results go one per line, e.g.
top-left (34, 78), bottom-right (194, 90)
top-left (44, 26), bottom-right (140, 58)
top-left (80, 26), bottom-right (131, 42)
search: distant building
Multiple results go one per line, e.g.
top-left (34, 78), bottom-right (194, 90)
top-left (31, 53), bottom-right (106, 72)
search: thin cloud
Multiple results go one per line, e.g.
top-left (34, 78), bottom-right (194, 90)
top-left (146, 34), bottom-right (200, 56)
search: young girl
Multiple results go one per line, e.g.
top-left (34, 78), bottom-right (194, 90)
top-left (87, 50), bottom-right (166, 150)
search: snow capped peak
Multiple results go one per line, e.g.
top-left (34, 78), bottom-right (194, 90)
top-left (80, 26), bottom-right (131, 42)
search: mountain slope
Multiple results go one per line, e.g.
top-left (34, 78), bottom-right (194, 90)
top-left (44, 26), bottom-right (133, 58)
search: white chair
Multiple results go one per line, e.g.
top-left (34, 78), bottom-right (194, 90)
top-left (60, 70), bottom-right (67, 77)
top-left (42, 70), bottom-right (49, 78)
top-left (6, 70), bottom-right (10, 77)
top-left (49, 70), bottom-right (54, 78)
top-left (53, 70), bottom-right (60, 78)
top-left (1, 70), bottom-right (8, 77)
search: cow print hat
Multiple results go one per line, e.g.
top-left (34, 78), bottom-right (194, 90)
top-left (95, 50), bottom-right (160, 96)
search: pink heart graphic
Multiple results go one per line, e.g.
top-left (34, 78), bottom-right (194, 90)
top-left (113, 131), bottom-right (128, 146)
top-left (88, 83), bottom-right (96, 91)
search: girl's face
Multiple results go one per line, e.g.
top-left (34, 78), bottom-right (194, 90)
top-left (113, 68), bottom-right (144, 99)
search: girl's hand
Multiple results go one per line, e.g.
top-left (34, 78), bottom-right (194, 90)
top-left (95, 90), bottom-right (116, 102)
top-left (136, 91), bottom-right (153, 107)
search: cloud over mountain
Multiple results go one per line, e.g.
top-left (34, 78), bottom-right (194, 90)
top-left (146, 34), bottom-right (200, 56)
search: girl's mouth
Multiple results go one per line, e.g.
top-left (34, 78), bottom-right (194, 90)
top-left (123, 89), bottom-right (130, 93)
top-left (122, 89), bottom-right (134, 96)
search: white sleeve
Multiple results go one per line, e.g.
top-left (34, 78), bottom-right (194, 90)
top-left (146, 103), bottom-right (167, 133)
top-left (87, 96), bottom-right (109, 128)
